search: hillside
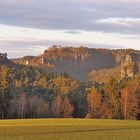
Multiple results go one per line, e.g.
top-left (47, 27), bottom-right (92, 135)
top-left (89, 67), bottom-right (121, 83)
top-left (11, 46), bottom-right (140, 82)
top-left (1, 47), bottom-right (140, 120)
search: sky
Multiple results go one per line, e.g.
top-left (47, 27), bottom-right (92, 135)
top-left (0, 0), bottom-right (140, 58)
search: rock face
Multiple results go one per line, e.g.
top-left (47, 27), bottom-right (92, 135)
top-left (43, 47), bottom-right (117, 81)
top-left (12, 46), bottom-right (117, 81)
top-left (120, 53), bottom-right (140, 79)
top-left (121, 55), bottom-right (134, 78)
top-left (11, 46), bottom-right (140, 82)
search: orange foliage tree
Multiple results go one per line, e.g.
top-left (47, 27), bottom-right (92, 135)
top-left (120, 84), bottom-right (139, 119)
top-left (86, 88), bottom-right (102, 118)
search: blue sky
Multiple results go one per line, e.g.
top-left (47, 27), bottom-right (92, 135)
top-left (0, 0), bottom-right (140, 58)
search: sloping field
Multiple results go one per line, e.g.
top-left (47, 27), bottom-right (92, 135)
top-left (0, 119), bottom-right (140, 140)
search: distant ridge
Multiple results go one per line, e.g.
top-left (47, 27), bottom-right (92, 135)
top-left (11, 45), bottom-right (140, 82)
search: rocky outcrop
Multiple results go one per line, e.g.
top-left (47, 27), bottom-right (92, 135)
top-left (89, 52), bottom-right (140, 83)
top-left (121, 55), bottom-right (134, 78)
top-left (121, 54), bottom-right (140, 79)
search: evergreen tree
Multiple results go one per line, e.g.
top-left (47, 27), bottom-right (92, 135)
top-left (0, 65), bottom-right (11, 119)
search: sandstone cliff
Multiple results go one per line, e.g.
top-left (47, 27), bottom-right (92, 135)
top-left (11, 46), bottom-right (140, 82)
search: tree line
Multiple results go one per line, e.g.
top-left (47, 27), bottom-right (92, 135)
top-left (0, 65), bottom-right (140, 119)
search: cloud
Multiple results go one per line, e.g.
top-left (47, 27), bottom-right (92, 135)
top-left (96, 17), bottom-right (140, 27)
top-left (64, 30), bottom-right (82, 34)
top-left (0, 0), bottom-right (140, 58)
top-left (0, 24), bottom-right (140, 58)
top-left (0, 0), bottom-right (140, 34)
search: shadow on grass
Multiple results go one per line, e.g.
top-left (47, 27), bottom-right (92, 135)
top-left (1, 126), bottom-right (140, 137)
top-left (38, 127), bottom-right (140, 135)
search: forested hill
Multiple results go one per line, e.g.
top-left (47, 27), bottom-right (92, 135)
top-left (12, 46), bottom-right (140, 82)
top-left (0, 46), bottom-right (140, 120)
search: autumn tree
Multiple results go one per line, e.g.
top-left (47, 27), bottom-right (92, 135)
top-left (17, 92), bottom-right (27, 118)
top-left (52, 95), bottom-right (63, 117)
top-left (52, 76), bottom-right (79, 95)
top-left (103, 77), bottom-right (121, 119)
top-left (120, 84), bottom-right (139, 119)
top-left (86, 88), bottom-right (102, 118)
top-left (100, 103), bottom-right (112, 119)
top-left (35, 97), bottom-right (49, 118)
top-left (0, 65), bottom-right (11, 119)
top-left (120, 87), bottom-right (128, 119)
top-left (60, 96), bottom-right (74, 118)
top-left (69, 92), bottom-right (88, 118)
top-left (28, 95), bottom-right (38, 118)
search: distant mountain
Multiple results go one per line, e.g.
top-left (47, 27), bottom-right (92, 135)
top-left (11, 45), bottom-right (140, 82)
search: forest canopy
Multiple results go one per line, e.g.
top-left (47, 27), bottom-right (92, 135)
top-left (0, 64), bottom-right (140, 120)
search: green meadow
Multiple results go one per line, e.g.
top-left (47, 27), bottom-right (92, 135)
top-left (0, 119), bottom-right (140, 140)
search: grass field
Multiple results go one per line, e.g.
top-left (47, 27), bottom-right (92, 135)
top-left (0, 119), bottom-right (140, 140)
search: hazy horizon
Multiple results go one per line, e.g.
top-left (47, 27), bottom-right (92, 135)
top-left (5, 45), bottom-right (140, 59)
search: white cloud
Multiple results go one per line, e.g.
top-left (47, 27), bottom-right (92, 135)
top-left (0, 23), bottom-right (140, 58)
top-left (96, 17), bottom-right (140, 27)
